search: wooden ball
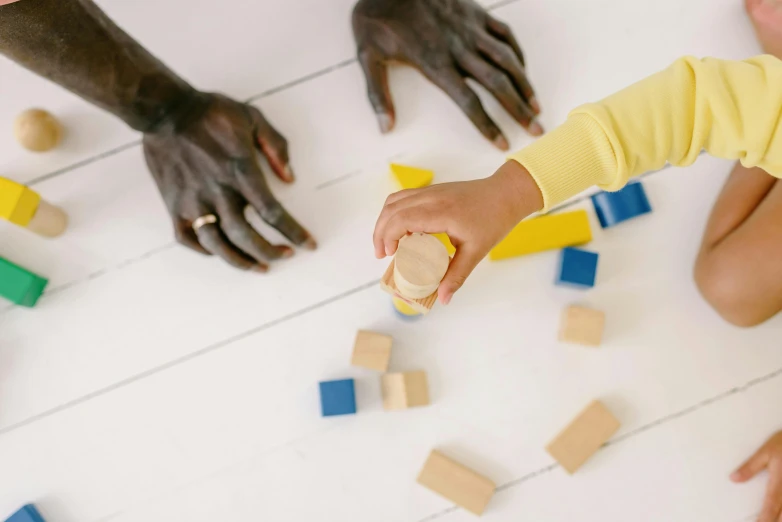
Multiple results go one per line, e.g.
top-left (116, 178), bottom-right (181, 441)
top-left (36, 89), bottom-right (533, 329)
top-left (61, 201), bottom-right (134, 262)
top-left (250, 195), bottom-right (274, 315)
top-left (14, 109), bottom-right (62, 152)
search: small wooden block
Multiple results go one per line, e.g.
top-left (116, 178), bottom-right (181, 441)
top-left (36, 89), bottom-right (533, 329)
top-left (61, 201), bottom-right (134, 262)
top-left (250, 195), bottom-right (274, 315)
top-left (351, 330), bottom-right (393, 372)
top-left (319, 379), bottom-right (357, 417)
top-left (0, 177), bottom-right (40, 226)
top-left (591, 182), bottom-right (652, 229)
top-left (417, 450), bottom-right (496, 516)
top-left (392, 297), bottom-right (422, 319)
top-left (381, 371), bottom-right (429, 410)
top-left (0, 257), bottom-right (48, 307)
top-left (546, 400), bottom-right (620, 474)
top-left (390, 163), bottom-right (434, 189)
top-left (394, 233), bottom-right (449, 299)
top-left (559, 305), bottom-right (605, 346)
top-left (380, 260), bottom-right (437, 315)
top-left (14, 108), bottom-right (62, 152)
top-left (489, 210), bottom-right (592, 260)
top-left (5, 504), bottom-right (46, 522)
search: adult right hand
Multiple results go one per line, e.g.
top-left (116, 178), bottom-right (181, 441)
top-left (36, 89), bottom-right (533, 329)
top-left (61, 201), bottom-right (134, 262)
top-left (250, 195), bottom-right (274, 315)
top-left (732, 431), bottom-right (782, 522)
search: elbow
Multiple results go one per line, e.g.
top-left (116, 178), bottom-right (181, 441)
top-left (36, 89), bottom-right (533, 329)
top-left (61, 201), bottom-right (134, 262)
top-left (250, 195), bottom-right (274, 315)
top-left (694, 253), bottom-right (774, 328)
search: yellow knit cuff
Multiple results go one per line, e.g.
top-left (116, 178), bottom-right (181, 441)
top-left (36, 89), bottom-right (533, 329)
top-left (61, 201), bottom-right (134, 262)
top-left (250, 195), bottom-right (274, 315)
top-left (508, 113), bottom-right (618, 211)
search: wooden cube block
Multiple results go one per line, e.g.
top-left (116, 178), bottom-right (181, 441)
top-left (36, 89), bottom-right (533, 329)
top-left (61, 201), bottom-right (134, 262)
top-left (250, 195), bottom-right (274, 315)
top-left (559, 305), bottom-right (605, 346)
top-left (318, 379), bottom-right (357, 417)
top-left (351, 330), bottom-right (392, 372)
top-left (546, 400), bottom-right (620, 474)
top-left (390, 163), bottom-right (434, 189)
top-left (0, 177), bottom-right (40, 227)
top-left (380, 260), bottom-right (437, 315)
top-left (381, 371), bottom-right (429, 410)
top-left (417, 450), bottom-right (496, 516)
top-left (489, 210), bottom-right (592, 260)
top-left (5, 504), bottom-right (46, 522)
top-left (0, 257), bottom-right (48, 307)
top-left (591, 181), bottom-right (652, 228)
top-left (556, 247), bottom-right (599, 289)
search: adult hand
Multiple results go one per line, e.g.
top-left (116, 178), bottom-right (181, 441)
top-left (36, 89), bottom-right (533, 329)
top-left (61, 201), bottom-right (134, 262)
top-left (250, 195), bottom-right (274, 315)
top-left (373, 160), bottom-right (542, 303)
top-left (143, 93), bottom-right (316, 272)
top-left (732, 431), bottom-right (782, 522)
top-left (352, 0), bottom-right (542, 150)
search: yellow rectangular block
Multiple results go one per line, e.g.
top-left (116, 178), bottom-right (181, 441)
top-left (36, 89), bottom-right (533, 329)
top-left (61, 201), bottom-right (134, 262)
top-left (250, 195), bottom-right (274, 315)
top-left (417, 450), bottom-right (496, 516)
top-left (546, 400), bottom-right (620, 474)
top-left (0, 178), bottom-right (40, 226)
top-left (489, 210), bottom-right (592, 261)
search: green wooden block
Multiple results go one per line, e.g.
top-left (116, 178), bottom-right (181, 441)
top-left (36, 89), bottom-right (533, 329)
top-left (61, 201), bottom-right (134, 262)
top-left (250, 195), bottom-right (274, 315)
top-left (0, 257), bottom-right (48, 307)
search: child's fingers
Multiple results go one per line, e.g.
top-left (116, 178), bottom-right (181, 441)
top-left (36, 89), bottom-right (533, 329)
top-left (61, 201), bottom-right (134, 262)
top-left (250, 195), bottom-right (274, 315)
top-left (437, 245), bottom-right (483, 305)
top-left (731, 444), bottom-right (770, 482)
top-left (757, 465), bottom-right (782, 522)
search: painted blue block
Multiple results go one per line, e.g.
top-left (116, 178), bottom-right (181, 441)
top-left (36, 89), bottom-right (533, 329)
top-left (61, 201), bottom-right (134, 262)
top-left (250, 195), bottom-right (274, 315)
top-left (319, 379), bottom-right (357, 417)
top-left (591, 182), bottom-right (652, 228)
top-left (556, 247), bottom-right (599, 289)
top-left (6, 505), bottom-right (45, 522)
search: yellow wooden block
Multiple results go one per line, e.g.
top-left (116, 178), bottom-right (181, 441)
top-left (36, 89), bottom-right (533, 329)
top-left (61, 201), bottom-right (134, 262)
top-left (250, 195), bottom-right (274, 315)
top-left (432, 232), bottom-right (456, 256)
top-left (392, 297), bottom-right (421, 317)
top-left (0, 178), bottom-right (40, 226)
top-left (390, 163), bottom-right (434, 189)
top-left (489, 210), bottom-right (592, 261)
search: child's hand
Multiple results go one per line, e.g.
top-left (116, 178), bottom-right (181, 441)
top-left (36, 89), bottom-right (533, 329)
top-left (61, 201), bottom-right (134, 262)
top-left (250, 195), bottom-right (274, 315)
top-left (731, 431), bottom-right (782, 522)
top-left (373, 160), bottom-right (543, 304)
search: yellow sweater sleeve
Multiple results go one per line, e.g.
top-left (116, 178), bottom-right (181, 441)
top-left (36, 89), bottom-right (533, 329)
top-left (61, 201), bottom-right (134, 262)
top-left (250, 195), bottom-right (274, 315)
top-left (510, 55), bottom-right (782, 210)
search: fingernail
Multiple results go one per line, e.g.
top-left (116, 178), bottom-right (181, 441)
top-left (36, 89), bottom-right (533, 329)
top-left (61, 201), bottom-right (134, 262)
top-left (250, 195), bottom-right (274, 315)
top-left (730, 471), bottom-right (741, 481)
top-left (280, 246), bottom-right (295, 258)
top-left (253, 264), bottom-right (269, 273)
top-left (377, 113), bottom-right (393, 134)
top-left (443, 293), bottom-right (452, 305)
top-left (302, 237), bottom-right (318, 250)
top-left (529, 96), bottom-right (541, 114)
top-left (529, 120), bottom-right (545, 137)
top-left (493, 135), bottom-right (510, 151)
top-left (385, 244), bottom-right (394, 256)
top-left (283, 165), bottom-right (295, 182)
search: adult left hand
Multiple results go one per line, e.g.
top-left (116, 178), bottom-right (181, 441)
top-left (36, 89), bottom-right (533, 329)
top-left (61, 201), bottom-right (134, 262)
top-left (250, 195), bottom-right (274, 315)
top-left (732, 431), bottom-right (782, 522)
top-left (352, 0), bottom-right (542, 150)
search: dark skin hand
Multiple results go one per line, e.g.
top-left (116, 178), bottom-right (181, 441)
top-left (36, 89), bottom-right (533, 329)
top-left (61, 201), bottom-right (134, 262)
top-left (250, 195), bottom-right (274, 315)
top-left (352, 0), bottom-right (543, 150)
top-left (0, 0), bottom-right (314, 271)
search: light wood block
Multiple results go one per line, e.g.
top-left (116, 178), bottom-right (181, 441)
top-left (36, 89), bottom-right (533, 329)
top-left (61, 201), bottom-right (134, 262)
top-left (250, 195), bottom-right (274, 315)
top-left (393, 233), bottom-right (449, 299)
top-left (546, 400), bottom-right (620, 474)
top-left (489, 210), bottom-right (592, 260)
top-left (380, 260), bottom-right (437, 315)
top-left (381, 371), bottom-right (429, 410)
top-left (351, 330), bottom-right (392, 372)
top-left (390, 163), bottom-right (434, 189)
top-left (559, 305), bottom-right (605, 346)
top-left (417, 450), bottom-right (496, 516)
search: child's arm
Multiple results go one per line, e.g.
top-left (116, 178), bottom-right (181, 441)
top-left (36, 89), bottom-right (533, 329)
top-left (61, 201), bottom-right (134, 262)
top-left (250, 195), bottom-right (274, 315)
top-left (374, 55), bottom-right (782, 304)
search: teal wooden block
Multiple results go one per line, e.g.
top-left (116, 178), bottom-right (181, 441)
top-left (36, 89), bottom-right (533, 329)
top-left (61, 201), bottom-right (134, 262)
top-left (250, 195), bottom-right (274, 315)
top-left (0, 257), bottom-right (48, 307)
top-left (6, 504), bottom-right (46, 522)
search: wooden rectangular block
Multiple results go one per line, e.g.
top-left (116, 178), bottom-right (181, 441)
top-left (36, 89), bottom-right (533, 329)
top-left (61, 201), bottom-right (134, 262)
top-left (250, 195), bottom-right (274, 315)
top-left (546, 400), bottom-right (620, 474)
top-left (379, 260), bottom-right (437, 315)
top-left (489, 210), bottom-right (592, 260)
top-left (0, 177), bottom-right (40, 226)
top-left (559, 305), bottom-right (605, 346)
top-left (0, 257), bottom-right (48, 307)
top-left (381, 371), bottom-right (429, 410)
top-left (351, 330), bottom-right (392, 371)
top-left (417, 450), bottom-right (496, 516)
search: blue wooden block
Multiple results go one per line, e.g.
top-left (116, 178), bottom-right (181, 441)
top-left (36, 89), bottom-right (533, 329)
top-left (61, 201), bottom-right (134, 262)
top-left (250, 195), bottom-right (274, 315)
top-left (591, 182), bottom-right (652, 228)
top-left (319, 379), bottom-right (357, 417)
top-left (556, 247), bottom-right (599, 289)
top-left (6, 505), bottom-right (45, 522)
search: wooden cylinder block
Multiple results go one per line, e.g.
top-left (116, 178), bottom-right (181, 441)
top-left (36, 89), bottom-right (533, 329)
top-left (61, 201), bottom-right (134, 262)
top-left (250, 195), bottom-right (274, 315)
top-left (27, 199), bottom-right (68, 238)
top-left (393, 233), bottom-right (449, 299)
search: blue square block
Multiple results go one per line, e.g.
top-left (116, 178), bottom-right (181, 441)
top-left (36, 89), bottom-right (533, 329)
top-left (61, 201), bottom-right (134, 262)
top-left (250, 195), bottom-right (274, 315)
top-left (556, 247), bottom-right (599, 289)
top-left (6, 505), bottom-right (45, 522)
top-left (319, 379), bottom-right (357, 417)
top-left (591, 181), bottom-right (652, 228)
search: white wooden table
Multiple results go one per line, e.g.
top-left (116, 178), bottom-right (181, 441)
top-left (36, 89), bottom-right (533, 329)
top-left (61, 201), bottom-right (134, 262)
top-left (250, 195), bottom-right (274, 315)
top-left (1, 0), bottom-right (778, 520)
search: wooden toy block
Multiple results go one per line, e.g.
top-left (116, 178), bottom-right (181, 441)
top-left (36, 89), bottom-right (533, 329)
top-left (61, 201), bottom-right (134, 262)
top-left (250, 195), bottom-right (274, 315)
top-left (546, 400), bottom-right (620, 474)
top-left (391, 296), bottom-right (422, 320)
top-left (381, 371), bottom-right (429, 410)
top-left (432, 232), bottom-right (456, 256)
top-left (351, 330), bottom-right (393, 372)
top-left (417, 450), bottom-right (496, 516)
top-left (489, 210), bottom-right (592, 261)
top-left (394, 233), bottom-right (449, 299)
top-left (0, 257), bottom-right (48, 307)
top-left (591, 181), bottom-right (652, 228)
top-left (0, 178), bottom-right (68, 237)
top-left (14, 108), bottom-right (62, 152)
top-left (380, 260), bottom-right (438, 315)
top-left (390, 163), bottom-right (434, 189)
top-left (556, 247), bottom-right (599, 289)
top-left (559, 305), bottom-right (605, 346)
top-left (318, 379), bottom-right (356, 417)
top-left (6, 504), bottom-right (46, 522)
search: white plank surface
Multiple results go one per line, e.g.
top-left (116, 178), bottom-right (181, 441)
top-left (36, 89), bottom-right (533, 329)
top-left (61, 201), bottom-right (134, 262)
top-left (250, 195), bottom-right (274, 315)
top-left (1, 0), bottom-right (780, 521)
